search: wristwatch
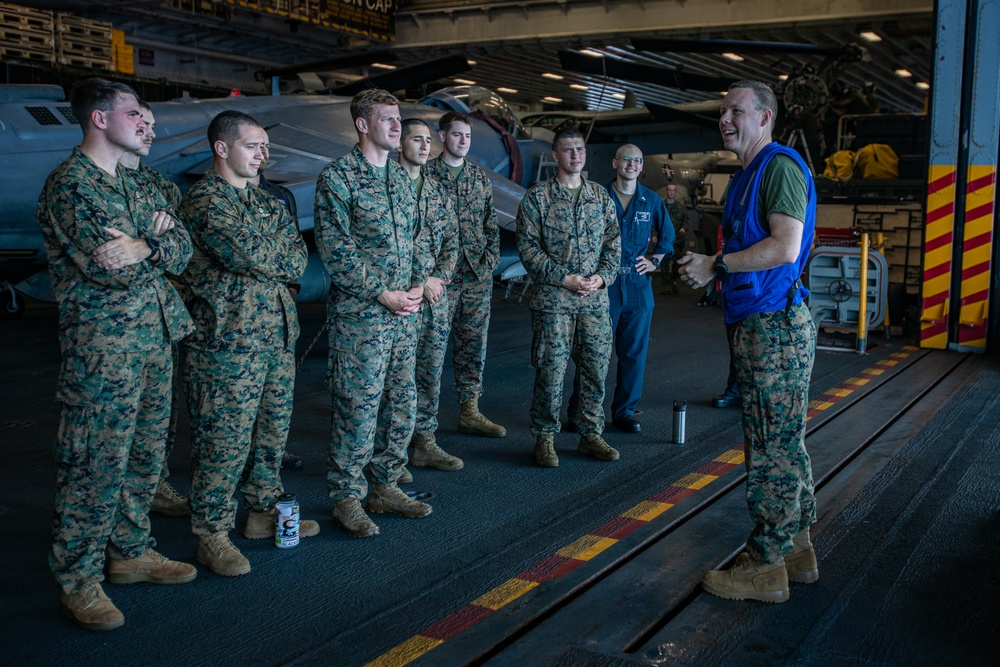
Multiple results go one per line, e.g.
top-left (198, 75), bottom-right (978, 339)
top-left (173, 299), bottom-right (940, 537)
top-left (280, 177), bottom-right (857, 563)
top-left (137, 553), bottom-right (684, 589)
top-left (649, 256), bottom-right (661, 269)
top-left (713, 254), bottom-right (729, 279)
top-left (144, 236), bottom-right (161, 263)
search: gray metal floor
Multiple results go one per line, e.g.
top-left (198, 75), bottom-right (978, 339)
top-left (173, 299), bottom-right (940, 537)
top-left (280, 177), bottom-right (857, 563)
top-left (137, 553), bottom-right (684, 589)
top-left (1, 285), bottom-right (997, 666)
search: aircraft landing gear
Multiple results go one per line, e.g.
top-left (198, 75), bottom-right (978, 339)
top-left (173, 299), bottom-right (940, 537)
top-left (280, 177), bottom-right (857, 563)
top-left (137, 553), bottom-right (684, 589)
top-left (1, 283), bottom-right (24, 320)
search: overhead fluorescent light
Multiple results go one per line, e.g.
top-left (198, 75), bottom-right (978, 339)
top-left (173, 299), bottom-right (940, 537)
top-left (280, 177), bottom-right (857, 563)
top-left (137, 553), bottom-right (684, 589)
top-left (497, 86), bottom-right (518, 94)
top-left (466, 59), bottom-right (477, 65)
top-left (570, 83), bottom-right (589, 91)
top-left (778, 73), bottom-right (789, 81)
top-left (543, 96), bottom-right (563, 103)
top-left (612, 93), bottom-right (626, 99)
top-left (453, 78), bottom-right (476, 85)
top-left (916, 81), bottom-right (930, 90)
top-left (370, 62), bottom-right (396, 70)
top-left (579, 48), bottom-right (603, 57)
top-left (894, 68), bottom-right (913, 78)
top-left (542, 72), bottom-right (564, 80)
top-left (859, 31), bottom-right (882, 42)
top-left (722, 52), bottom-right (744, 62)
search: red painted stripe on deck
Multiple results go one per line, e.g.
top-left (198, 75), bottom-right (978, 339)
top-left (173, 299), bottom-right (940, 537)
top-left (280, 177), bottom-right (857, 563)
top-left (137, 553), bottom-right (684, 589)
top-left (368, 347), bottom-right (920, 666)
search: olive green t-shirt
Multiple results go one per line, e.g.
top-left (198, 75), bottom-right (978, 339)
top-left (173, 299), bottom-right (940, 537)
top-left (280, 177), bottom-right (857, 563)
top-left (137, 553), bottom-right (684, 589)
top-left (757, 154), bottom-right (808, 228)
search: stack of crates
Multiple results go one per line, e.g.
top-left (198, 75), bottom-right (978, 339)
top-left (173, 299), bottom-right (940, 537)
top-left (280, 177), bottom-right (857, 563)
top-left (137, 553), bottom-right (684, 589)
top-left (0, 2), bottom-right (55, 64)
top-left (55, 13), bottom-right (113, 70)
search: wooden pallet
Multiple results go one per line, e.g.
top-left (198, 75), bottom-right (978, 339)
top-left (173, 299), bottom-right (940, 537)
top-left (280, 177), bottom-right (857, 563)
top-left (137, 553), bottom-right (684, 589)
top-left (0, 2), bottom-right (52, 33)
top-left (0, 27), bottom-right (53, 49)
top-left (57, 41), bottom-right (112, 59)
top-left (0, 45), bottom-right (54, 63)
top-left (56, 54), bottom-right (113, 70)
top-left (55, 14), bottom-right (112, 41)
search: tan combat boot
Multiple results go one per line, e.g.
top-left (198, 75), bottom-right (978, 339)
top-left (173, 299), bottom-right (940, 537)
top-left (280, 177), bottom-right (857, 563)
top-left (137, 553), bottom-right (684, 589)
top-left (785, 526), bottom-right (819, 584)
top-left (577, 434), bottom-right (620, 461)
top-left (702, 552), bottom-right (790, 603)
top-left (60, 582), bottom-right (124, 632)
top-left (151, 480), bottom-right (191, 517)
top-left (243, 508), bottom-right (320, 540)
top-left (106, 548), bottom-right (197, 585)
top-left (398, 465), bottom-right (413, 484)
top-left (411, 433), bottom-right (464, 471)
top-left (458, 397), bottom-right (507, 437)
top-left (197, 532), bottom-right (250, 577)
top-left (534, 434), bottom-right (559, 467)
top-left (368, 483), bottom-right (432, 518)
top-left (332, 498), bottom-right (380, 538)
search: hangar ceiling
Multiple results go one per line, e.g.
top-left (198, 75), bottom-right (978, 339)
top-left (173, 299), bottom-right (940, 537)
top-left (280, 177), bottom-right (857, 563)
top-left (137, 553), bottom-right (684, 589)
top-left (8, 1), bottom-right (934, 114)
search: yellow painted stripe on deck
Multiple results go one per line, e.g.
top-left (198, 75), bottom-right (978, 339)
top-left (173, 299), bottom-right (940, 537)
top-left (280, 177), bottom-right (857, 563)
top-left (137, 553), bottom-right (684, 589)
top-left (623, 500), bottom-right (674, 521)
top-left (713, 449), bottom-right (745, 465)
top-left (471, 578), bottom-right (539, 611)
top-left (809, 400), bottom-right (834, 411)
top-left (673, 472), bottom-right (716, 490)
top-left (364, 635), bottom-right (443, 667)
top-left (556, 535), bottom-right (618, 561)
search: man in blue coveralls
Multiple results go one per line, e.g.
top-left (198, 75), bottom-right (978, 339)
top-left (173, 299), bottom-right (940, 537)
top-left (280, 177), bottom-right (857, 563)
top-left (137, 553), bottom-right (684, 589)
top-left (603, 144), bottom-right (673, 433)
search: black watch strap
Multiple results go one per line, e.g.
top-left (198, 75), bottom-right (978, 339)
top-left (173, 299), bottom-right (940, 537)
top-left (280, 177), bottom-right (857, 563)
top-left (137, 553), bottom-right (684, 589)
top-left (713, 254), bottom-right (728, 278)
top-left (145, 236), bottom-right (160, 262)
top-left (649, 256), bottom-right (661, 268)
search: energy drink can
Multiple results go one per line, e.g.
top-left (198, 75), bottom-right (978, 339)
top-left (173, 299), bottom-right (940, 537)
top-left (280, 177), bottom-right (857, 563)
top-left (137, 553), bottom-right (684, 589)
top-left (275, 494), bottom-right (300, 548)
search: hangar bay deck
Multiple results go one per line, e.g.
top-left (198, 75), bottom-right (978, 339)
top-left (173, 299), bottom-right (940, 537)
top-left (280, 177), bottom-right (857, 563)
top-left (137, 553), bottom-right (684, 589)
top-left (1, 286), bottom-right (996, 666)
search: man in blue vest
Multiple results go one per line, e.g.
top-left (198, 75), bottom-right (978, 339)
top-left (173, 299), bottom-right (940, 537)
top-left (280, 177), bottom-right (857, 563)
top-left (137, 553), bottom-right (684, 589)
top-left (679, 80), bottom-right (818, 604)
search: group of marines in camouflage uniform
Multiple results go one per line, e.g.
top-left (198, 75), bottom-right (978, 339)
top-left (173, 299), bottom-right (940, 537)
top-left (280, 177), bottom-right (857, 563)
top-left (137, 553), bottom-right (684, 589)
top-left (36, 81), bottom-right (509, 630)
top-left (37, 76), bottom-right (817, 632)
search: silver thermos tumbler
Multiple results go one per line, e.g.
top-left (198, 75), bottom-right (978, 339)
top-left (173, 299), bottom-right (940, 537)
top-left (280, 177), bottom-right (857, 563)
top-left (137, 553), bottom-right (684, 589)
top-left (672, 400), bottom-right (686, 444)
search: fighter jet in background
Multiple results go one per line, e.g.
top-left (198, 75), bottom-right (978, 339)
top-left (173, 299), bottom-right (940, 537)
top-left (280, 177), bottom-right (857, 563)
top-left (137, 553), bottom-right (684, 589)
top-left (0, 84), bottom-right (549, 317)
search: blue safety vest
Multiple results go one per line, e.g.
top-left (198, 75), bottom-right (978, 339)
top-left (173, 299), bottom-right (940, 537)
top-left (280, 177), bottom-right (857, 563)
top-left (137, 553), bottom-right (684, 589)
top-left (721, 142), bottom-right (816, 324)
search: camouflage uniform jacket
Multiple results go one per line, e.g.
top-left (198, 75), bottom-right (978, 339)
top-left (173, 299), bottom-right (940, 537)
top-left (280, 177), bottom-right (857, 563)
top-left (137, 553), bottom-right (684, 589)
top-left (179, 168), bottom-right (307, 353)
top-left (515, 177), bottom-right (621, 314)
top-left (314, 144), bottom-right (418, 319)
top-left (411, 174), bottom-right (459, 285)
top-left (35, 146), bottom-right (194, 355)
top-left (665, 199), bottom-right (688, 236)
top-left (423, 156), bottom-right (499, 282)
top-left (137, 163), bottom-right (181, 211)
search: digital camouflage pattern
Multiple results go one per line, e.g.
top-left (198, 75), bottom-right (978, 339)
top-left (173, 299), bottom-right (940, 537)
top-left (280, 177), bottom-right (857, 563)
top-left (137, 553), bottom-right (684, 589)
top-left (516, 178), bottom-right (621, 435)
top-left (36, 147), bottom-right (194, 355)
top-left (411, 175), bottom-right (459, 436)
top-left (315, 145), bottom-right (419, 498)
top-left (136, 162), bottom-right (181, 211)
top-left (529, 310), bottom-right (613, 435)
top-left (179, 168), bottom-right (307, 535)
top-left (516, 178), bottom-right (621, 314)
top-left (129, 162), bottom-right (182, 476)
top-left (732, 301), bottom-right (817, 563)
top-left (184, 347), bottom-right (295, 534)
top-left (36, 147), bottom-right (194, 594)
top-left (422, 156), bottom-right (499, 282)
top-left (663, 199), bottom-right (688, 285)
top-left (423, 156), bottom-right (499, 403)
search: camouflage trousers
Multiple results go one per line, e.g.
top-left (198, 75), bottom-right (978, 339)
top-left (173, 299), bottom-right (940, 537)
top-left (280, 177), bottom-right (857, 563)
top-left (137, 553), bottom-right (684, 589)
top-left (162, 343), bottom-right (183, 481)
top-left (49, 346), bottom-right (172, 594)
top-left (327, 313), bottom-right (417, 500)
top-left (415, 294), bottom-right (451, 436)
top-left (732, 301), bottom-right (817, 563)
top-left (184, 346), bottom-right (294, 536)
top-left (447, 276), bottom-right (492, 402)
top-left (530, 309), bottom-right (612, 436)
